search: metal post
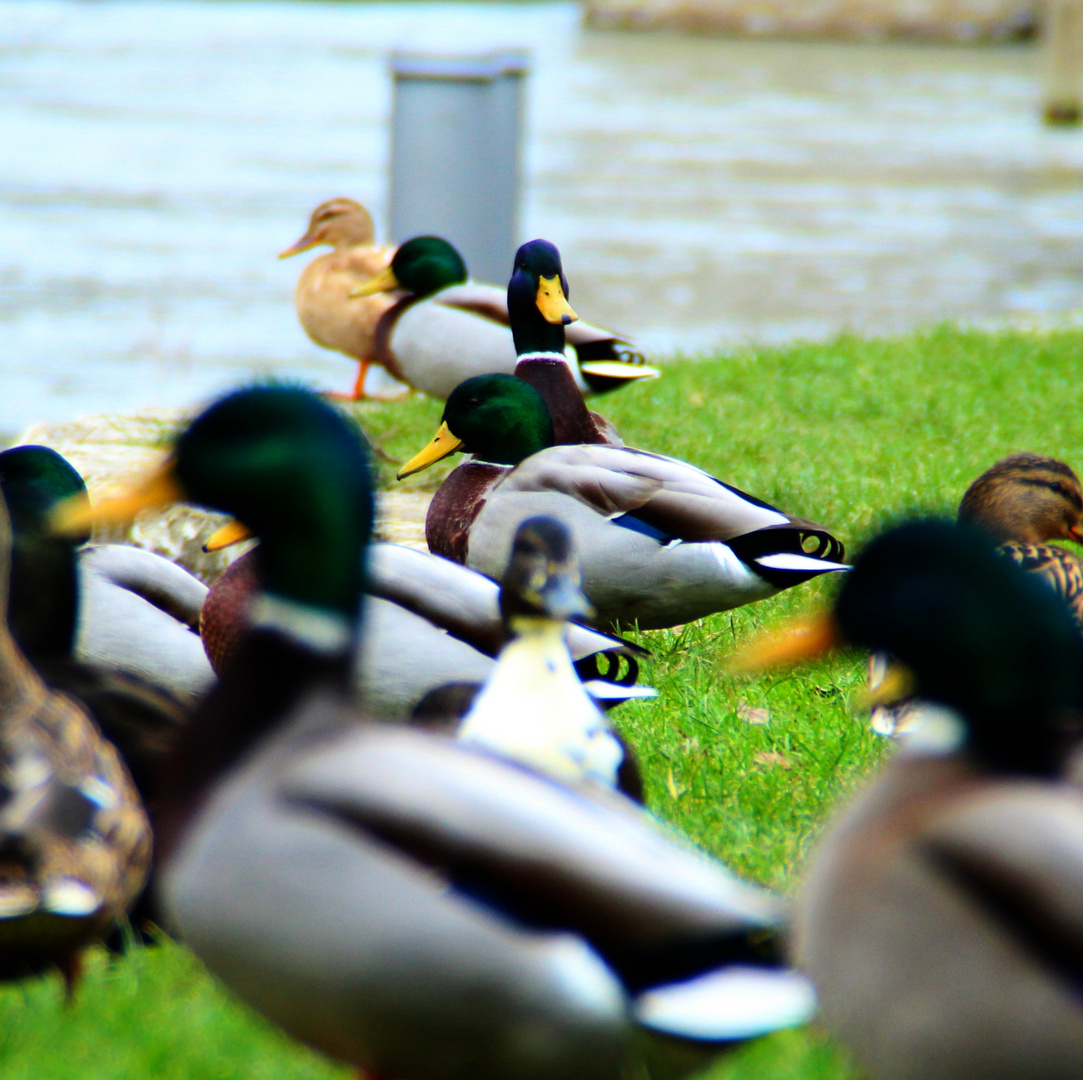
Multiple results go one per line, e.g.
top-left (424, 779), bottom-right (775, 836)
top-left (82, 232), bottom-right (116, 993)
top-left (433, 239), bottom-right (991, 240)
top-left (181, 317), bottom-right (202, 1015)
top-left (1042, 0), bottom-right (1083, 125)
top-left (389, 52), bottom-right (528, 287)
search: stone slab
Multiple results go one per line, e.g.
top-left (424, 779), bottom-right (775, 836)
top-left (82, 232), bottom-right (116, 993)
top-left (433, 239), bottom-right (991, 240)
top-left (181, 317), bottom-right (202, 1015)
top-left (12, 410), bottom-right (432, 584)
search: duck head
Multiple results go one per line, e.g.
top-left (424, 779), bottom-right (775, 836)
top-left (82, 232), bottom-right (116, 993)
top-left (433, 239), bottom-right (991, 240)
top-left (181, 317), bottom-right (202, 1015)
top-left (958, 453), bottom-right (1083, 546)
top-left (279, 198), bottom-right (377, 258)
top-left (507, 239), bottom-right (578, 357)
top-left (0, 446), bottom-right (89, 659)
top-left (397, 374), bottom-right (554, 478)
top-left (56, 387), bottom-right (374, 633)
top-left (500, 515), bottom-right (594, 630)
top-left (733, 519), bottom-right (1083, 776)
top-left (349, 235), bottom-right (468, 300)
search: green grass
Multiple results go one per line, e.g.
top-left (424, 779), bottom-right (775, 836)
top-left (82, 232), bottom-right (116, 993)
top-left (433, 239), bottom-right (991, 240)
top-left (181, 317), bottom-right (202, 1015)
top-left (7, 324), bottom-right (1083, 1078)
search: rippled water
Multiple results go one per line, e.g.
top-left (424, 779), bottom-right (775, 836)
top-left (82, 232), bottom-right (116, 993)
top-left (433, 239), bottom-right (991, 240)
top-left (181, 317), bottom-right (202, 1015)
top-left (3, 1), bottom-right (1083, 433)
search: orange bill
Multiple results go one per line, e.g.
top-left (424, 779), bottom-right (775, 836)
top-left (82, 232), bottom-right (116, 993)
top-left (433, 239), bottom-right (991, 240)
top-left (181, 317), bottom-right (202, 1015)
top-left (725, 612), bottom-right (842, 675)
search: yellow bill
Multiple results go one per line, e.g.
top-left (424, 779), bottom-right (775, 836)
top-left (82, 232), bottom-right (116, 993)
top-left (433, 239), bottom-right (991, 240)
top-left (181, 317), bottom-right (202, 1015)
top-left (536, 275), bottom-right (577, 326)
top-left (397, 422), bottom-right (464, 480)
top-left (50, 460), bottom-right (184, 537)
top-left (578, 360), bottom-right (661, 382)
top-left (349, 266), bottom-right (401, 299)
top-left (856, 658), bottom-right (916, 712)
top-left (725, 612), bottom-right (841, 675)
top-left (203, 518), bottom-right (255, 553)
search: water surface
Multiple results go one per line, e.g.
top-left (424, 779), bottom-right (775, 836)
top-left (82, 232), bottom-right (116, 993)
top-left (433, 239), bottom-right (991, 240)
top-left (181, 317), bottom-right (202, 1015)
top-left (3, 1), bottom-right (1083, 432)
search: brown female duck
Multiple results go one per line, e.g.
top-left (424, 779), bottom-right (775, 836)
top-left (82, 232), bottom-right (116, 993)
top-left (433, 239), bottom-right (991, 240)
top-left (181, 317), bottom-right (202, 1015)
top-left (959, 452), bottom-right (1083, 626)
top-left (279, 198), bottom-right (398, 400)
top-left (0, 491), bottom-right (149, 983)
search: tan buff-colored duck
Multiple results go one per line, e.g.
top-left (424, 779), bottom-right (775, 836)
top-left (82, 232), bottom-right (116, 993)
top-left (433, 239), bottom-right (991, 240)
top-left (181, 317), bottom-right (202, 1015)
top-left (279, 198), bottom-right (398, 400)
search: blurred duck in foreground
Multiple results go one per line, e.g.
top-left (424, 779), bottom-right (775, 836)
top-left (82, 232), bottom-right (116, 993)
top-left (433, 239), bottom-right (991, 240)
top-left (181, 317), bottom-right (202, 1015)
top-left (0, 446), bottom-right (213, 707)
top-left (870, 453), bottom-right (1083, 738)
top-left (733, 519), bottom-right (1083, 1080)
top-left (0, 488), bottom-right (149, 986)
top-left (199, 536), bottom-right (648, 720)
top-left (63, 385), bottom-right (814, 1080)
top-left (399, 374), bottom-right (847, 628)
top-left (279, 198), bottom-right (398, 400)
top-left (453, 516), bottom-right (635, 792)
top-left (349, 234), bottom-right (657, 405)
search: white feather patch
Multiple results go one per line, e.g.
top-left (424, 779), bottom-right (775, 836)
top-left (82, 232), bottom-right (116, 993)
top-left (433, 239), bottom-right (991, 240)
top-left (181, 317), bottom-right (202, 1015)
top-left (43, 879), bottom-right (101, 917)
top-left (459, 620), bottom-right (624, 786)
top-left (634, 966), bottom-right (817, 1042)
top-left (754, 553), bottom-right (849, 573)
top-left (249, 593), bottom-right (353, 654)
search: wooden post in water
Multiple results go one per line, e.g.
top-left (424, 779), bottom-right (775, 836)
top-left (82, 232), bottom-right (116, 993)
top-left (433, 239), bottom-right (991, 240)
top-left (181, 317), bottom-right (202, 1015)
top-left (1042, 0), bottom-right (1083, 125)
top-left (389, 52), bottom-right (528, 286)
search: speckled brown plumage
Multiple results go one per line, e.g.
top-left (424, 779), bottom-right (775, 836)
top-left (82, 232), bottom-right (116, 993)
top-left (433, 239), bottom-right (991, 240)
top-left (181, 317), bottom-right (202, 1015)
top-left (960, 453), bottom-right (1083, 620)
top-left (0, 497), bottom-right (150, 980)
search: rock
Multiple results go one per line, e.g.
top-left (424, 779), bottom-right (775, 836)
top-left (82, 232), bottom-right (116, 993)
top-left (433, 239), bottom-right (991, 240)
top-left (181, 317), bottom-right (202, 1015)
top-left (583, 0), bottom-right (1036, 40)
top-left (12, 409), bottom-right (431, 584)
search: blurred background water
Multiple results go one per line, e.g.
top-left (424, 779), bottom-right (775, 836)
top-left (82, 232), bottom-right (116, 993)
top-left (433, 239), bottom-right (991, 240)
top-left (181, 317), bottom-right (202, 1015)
top-left (3, 0), bottom-right (1083, 435)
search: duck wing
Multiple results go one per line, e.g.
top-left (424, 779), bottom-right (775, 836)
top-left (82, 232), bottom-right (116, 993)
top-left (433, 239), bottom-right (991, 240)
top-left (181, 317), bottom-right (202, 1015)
top-left (280, 724), bottom-right (785, 992)
top-left (368, 544), bottom-right (645, 670)
top-left (498, 445), bottom-right (844, 561)
top-left (920, 784), bottom-right (1083, 986)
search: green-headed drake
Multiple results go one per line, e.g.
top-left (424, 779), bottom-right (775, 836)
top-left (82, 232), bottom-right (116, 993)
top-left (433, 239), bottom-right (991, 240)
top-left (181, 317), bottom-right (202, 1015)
top-left (0, 445), bottom-right (213, 705)
top-left (60, 384), bottom-right (814, 1080)
top-left (349, 235), bottom-right (657, 407)
top-left (398, 373), bottom-right (846, 627)
top-left (0, 444), bottom-right (200, 803)
top-left (734, 519), bottom-right (1083, 1080)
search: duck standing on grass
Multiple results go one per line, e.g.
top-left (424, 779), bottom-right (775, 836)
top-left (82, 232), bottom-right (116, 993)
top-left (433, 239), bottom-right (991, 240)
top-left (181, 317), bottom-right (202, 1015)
top-left (732, 519), bottom-right (1083, 1080)
top-left (60, 384), bottom-right (815, 1080)
top-left (349, 235), bottom-right (656, 412)
top-left (279, 198), bottom-right (399, 400)
top-left (399, 374), bottom-right (847, 627)
top-left (0, 488), bottom-right (149, 987)
top-left (870, 452), bottom-right (1083, 737)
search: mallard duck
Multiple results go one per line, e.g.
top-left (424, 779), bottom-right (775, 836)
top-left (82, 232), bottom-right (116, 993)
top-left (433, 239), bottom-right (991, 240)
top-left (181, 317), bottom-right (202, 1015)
top-left (398, 374), bottom-right (847, 628)
top-left (870, 452), bottom-right (1083, 737)
top-left (62, 384), bottom-right (814, 1080)
top-left (279, 198), bottom-right (399, 400)
top-left (0, 446), bottom-right (214, 705)
top-left (200, 539), bottom-right (647, 719)
top-left (349, 235), bottom-right (657, 411)
top-left (456, 515), bottom-right (628, 787)
top-left (732, 519), bottom-right (1083, 1080)
top-left (959, 452), bottom-right (1083, 624)
top-left (0, 488), bottom-right (150, 984)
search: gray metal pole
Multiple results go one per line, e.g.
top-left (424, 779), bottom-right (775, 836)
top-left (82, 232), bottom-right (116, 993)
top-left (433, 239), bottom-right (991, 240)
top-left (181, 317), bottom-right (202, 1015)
top-left (1042, 0), bottom-right (1083, 125)
top-left (389, 52), bottom-right (528, 288)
